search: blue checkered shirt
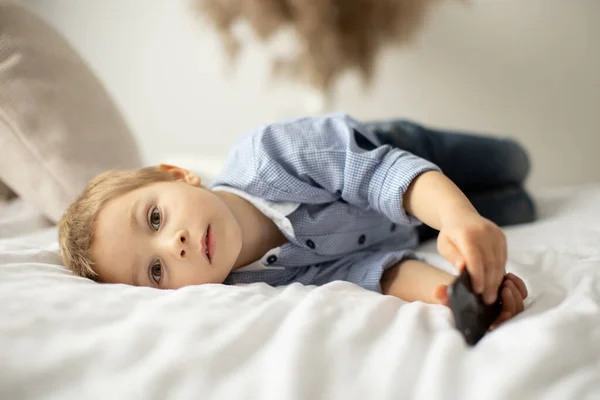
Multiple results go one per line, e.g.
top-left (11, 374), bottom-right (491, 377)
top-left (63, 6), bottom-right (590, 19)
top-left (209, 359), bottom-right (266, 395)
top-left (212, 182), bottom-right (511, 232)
top-left (210, 113), bottom-right (441, 292)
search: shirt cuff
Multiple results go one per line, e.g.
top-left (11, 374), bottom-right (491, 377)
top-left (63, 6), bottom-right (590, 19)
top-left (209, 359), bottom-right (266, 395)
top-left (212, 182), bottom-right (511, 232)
top-left (359, 250), bottom-right (419, 293)
top-left (369, 151), bottom-right (441, 225)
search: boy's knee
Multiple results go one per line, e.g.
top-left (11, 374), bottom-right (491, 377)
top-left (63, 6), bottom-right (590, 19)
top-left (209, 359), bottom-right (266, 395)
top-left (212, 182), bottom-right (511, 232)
top-left (501, 139), bottom-right (531, 185)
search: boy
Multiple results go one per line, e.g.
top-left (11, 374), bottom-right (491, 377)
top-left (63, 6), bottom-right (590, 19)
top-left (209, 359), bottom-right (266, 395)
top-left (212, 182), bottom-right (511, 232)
top-left (59, 113), bottom-right (533, 324)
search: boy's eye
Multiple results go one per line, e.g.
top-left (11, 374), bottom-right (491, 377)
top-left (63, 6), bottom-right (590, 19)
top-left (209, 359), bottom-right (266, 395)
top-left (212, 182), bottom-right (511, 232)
top-left (148, 207), bottom-right (161, 231)
top-left (149, 260), bottom-right (162, 284)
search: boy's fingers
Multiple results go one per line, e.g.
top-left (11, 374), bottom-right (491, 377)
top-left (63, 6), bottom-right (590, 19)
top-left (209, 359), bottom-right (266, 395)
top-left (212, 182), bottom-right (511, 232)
top-left (491, 277), bottom-right (523, 329)
top-left (507, 284), bottom-right (523, 315)
top-left (507, 273), bottom-right (528, 299)
top-left (485, 237), bottom-right (507, 304)
top-left (455, 238), bottom-right (485, 294)
top-left (501, 286), bottom-right (516, 317)
top-left (433, 284), bottom-right (450, 306)
top-left (506, 280), bottom-right (524, 314)
top-left (492, 311), bottom-right (512, 328)
top-left (496, 242), bottom-right (507, 287)
top-left (501, 237), bottom-right (508, 267)
top-left (483, 244), bottom-right (499, 304)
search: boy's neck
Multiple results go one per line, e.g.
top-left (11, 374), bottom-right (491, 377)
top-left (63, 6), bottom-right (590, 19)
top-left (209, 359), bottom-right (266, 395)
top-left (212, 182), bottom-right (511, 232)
top-left (213, 190), bottom-right (287, 270)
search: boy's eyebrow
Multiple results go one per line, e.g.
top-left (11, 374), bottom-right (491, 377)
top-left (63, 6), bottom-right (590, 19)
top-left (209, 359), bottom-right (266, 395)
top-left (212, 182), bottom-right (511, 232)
top-left (129, 198), bottom-right (143, 286)
top-left (130, 198), bottom-right (141, 230)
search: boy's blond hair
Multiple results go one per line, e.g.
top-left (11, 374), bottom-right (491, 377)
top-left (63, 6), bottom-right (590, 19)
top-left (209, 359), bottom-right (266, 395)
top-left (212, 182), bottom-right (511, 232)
top-left (58, 167), bottom-right (175, 279)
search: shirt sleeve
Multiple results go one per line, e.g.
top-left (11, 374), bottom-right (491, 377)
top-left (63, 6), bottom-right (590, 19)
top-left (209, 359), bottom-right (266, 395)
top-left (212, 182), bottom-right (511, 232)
top-left (211, 113), bottom-right (441, 225)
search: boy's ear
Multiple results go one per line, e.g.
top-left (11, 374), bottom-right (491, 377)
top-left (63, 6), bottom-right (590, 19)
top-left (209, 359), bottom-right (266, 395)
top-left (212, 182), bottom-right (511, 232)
top-left (158, 164), bottom-right (201, 187)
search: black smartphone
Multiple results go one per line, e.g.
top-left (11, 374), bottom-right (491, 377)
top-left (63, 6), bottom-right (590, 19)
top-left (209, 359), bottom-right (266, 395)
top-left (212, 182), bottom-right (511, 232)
top-left (448, 269), bottom-right (503, 346)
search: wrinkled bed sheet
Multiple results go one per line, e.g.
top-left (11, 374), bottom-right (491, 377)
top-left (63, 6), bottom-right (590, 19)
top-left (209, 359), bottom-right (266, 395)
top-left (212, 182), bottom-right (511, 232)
top-left (1, 185), bottom-right (599, 400)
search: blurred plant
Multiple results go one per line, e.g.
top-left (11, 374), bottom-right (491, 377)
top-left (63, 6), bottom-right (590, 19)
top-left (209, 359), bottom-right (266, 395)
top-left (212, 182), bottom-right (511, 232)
top-left (195, 0), bottom-right (448, 94)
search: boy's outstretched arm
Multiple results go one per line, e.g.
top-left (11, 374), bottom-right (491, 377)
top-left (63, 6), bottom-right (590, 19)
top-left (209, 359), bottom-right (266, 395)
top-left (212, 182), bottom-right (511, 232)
top-left (403, 171), bottom-right (508, 304)
top-left (381, 259), bottom-right (454, 304)
top-left (381, 259), bottom-right (528, 325)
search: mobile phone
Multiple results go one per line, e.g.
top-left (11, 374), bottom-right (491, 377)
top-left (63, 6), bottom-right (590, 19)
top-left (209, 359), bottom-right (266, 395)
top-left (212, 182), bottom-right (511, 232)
top-left (448, 269), bottom-right (503, 346)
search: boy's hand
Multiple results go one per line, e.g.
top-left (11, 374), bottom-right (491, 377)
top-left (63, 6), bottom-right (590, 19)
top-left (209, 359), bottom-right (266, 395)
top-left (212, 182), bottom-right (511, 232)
top-left (433, 273), bottom-right (528, 326)
top-left (437, 212), bottom-right (507, 304)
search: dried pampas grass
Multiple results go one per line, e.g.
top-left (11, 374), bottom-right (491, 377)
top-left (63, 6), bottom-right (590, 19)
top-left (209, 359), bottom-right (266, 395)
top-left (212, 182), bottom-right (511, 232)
top-left (195, 0), bottom-right (447, 93)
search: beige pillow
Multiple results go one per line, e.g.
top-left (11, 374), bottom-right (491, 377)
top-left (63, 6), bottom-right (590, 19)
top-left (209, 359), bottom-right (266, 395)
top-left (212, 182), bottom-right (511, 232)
top-left (0, 1), bottom-right (142, 223)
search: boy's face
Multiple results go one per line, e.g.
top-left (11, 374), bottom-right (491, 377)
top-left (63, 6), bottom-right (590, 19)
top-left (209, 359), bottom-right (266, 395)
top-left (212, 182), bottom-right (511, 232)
top-left (91, 169), bottom-right (242, 289)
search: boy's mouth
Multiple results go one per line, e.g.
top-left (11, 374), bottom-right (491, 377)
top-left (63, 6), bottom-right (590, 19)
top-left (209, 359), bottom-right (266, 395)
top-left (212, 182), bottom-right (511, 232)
top-left (203, 225), bottom-right (212, 264)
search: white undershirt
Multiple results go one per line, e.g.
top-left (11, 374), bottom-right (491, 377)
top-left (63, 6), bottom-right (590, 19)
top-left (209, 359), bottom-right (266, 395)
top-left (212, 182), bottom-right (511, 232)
top-left (211, 186), bottom-right (300, 271)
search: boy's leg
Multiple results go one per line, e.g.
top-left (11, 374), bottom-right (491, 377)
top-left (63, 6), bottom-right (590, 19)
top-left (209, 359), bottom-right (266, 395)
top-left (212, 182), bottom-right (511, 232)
top-left (365, 120), bottom-right (536, 241)
top-left (366, 120), bottom-right (531, 193)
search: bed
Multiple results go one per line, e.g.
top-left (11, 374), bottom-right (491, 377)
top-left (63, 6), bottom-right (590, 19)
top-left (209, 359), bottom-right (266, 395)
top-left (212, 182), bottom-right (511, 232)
top-left (2, 184), bottom-right (600, 400)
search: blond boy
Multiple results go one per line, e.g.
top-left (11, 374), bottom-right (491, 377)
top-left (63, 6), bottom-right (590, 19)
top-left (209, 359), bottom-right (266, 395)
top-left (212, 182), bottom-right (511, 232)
top-left (60, 114), bottom-right (531, 323)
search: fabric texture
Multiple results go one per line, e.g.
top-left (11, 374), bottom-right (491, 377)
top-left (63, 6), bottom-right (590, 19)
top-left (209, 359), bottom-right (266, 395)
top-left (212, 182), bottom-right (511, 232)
top-left (1, 186), bottom-right (600, 399)
top-left (0, 1), bottom-right (142, 223)
top-left (210, 113), bottom-right (441, 291)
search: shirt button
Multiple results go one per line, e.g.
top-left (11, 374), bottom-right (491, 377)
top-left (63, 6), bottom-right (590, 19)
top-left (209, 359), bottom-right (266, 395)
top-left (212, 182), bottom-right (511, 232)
top-left (266, 255), bottom-right (278, 264)
top-left (390, 223), bottom-right (397, 232)
top-left (306, 239), bottom-right (315, 249)
top-left (358, 234), bottom-right (366, 245)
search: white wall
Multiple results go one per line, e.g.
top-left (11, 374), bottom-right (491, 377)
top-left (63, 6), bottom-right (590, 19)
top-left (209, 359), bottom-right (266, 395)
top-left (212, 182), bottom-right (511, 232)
top-left (25, 0), bottom-right (600, 187)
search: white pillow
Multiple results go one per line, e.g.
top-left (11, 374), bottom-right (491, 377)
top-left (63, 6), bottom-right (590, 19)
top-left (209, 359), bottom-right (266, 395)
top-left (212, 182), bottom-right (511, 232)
top-left (0, 1), bottom-right (143, 223)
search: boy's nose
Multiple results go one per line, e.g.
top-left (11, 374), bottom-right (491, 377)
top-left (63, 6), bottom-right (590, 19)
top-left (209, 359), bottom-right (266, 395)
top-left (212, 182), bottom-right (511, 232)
top-left (172, 230), bottom-right (189, 259)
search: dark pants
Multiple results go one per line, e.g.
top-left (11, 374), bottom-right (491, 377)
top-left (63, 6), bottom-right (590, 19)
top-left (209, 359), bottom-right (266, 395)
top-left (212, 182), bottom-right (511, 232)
top-left (364, 120), bottom-right (537, 242)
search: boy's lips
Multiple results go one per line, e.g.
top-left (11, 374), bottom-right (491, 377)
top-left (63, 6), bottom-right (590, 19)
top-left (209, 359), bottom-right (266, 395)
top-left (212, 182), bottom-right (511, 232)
top-left (207, 224), bottom-right (216, 263)
top-left (202, 224), bottom-right (215, 264)
top-left (202, 225), bottom-right (211, 264)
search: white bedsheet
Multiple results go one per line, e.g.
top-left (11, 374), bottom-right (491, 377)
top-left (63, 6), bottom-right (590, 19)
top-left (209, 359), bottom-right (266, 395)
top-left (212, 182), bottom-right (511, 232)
top-left (1, 186), bottom-right (599, 400)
